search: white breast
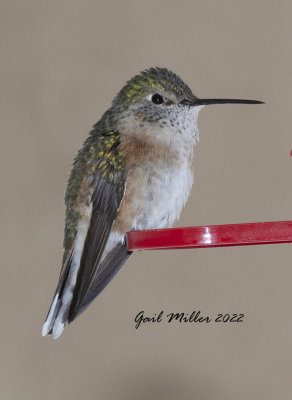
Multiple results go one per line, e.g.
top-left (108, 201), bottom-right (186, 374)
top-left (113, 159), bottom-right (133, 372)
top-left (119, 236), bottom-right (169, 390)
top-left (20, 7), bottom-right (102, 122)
top-left (134, 156), bottom-right (193, 230)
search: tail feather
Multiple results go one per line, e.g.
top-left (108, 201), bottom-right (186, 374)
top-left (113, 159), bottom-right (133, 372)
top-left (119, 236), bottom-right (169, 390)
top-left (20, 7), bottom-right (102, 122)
top-left (42, 244), bottom-right (131, 339)
top-left (41, 293), bottom-right (61, 336)
top-left (42, 256), bottom-right (72, 337)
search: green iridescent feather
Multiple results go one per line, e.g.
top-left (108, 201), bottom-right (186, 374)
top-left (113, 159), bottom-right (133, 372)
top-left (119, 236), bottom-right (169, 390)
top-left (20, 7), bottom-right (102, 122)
top-left (62, 109), bottom-right (125, 267)
top-left (114, 67), bottom-right (194, 108)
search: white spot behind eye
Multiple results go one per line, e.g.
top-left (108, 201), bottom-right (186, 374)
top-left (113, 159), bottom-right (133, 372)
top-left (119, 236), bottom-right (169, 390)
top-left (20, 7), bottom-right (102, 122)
top-left (146, 94), bottom-right (154, 101)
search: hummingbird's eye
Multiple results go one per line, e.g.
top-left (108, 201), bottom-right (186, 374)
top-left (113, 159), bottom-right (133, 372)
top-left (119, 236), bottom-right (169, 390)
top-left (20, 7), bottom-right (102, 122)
top-left (151, 94), bottom-right (164, 105)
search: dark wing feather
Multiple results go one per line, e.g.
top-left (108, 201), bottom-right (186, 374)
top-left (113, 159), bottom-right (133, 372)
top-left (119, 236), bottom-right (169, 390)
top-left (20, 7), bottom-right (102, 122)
top-left (68, 173), bottom-right (126, 323)
top-left (74, 244), bottom-right (132, 320)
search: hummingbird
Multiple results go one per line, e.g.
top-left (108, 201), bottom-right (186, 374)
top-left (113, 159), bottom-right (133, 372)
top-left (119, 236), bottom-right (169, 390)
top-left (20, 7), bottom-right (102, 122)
top-left (42, 67), bottom-right (263, 339)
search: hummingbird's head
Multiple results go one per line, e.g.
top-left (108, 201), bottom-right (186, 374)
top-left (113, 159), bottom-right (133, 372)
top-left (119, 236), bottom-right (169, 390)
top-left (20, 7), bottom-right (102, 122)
top-left (113, 67), bottom-right (203, 141)
top-left (113, 67), bottom-right (197, 109)
top-left (112, 67), bottom-right (263, 141)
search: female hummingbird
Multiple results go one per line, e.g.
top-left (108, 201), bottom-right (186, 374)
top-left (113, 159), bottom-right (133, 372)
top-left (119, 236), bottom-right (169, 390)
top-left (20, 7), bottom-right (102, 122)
top-left (42, 67), bottom-right (262, 338)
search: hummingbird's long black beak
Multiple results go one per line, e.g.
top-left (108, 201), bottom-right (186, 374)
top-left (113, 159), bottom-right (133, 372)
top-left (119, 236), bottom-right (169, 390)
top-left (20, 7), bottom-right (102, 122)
top-left (181, 98), bottom-right (264, 106)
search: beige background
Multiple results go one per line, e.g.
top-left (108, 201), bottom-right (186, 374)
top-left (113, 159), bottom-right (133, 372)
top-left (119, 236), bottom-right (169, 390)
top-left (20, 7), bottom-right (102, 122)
top-left (1, 1), bottom-right (292, 399)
